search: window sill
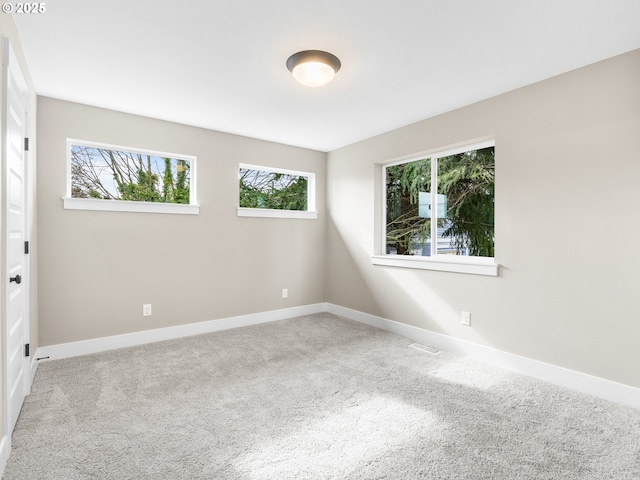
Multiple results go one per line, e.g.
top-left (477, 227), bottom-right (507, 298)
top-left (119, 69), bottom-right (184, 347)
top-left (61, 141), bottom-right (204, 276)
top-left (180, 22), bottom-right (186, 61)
top-left (63, 197), bottom-right (200, 215)
top-left (237, 208), bottom-right (317, 219)
top-left (371, 254), bottom-right (498, 276)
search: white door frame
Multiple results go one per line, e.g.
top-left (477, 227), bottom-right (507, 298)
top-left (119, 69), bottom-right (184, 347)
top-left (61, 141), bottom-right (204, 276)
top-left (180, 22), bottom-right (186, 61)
top-left (1, 36), bottom-right (31, 440)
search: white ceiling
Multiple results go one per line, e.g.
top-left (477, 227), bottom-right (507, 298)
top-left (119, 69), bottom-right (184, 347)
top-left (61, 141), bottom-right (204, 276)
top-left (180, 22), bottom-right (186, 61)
top-left (14, 0), bottom-right (640, 152)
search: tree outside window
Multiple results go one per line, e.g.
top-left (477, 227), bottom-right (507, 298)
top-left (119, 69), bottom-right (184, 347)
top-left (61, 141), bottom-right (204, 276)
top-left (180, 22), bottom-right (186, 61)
top-left (239, 167), bottom-right (309, 211)
top-left (70, 143), bottom-right (192, 205)
top-left (385, 144), bottom-right (495, 258)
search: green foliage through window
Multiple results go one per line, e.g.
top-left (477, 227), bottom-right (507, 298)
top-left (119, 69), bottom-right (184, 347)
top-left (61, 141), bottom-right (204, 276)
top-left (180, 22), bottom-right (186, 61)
top-left (70, 143), bottom-right (192, 204)
top-left (239, 167), bottom-right (309, 211)
top-left (386, 144), bottom-right (495, 258)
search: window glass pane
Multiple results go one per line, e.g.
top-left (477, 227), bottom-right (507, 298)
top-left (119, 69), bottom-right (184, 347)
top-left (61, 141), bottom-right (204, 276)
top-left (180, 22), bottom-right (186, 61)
top-left (436, 146), bottom-right (495, 257)
top-left (239, 168), bottom-right (308, 211)
top-left (70, 144), bottom-right (191, 204)
top-left (385, 158), bottom-right (431, 255)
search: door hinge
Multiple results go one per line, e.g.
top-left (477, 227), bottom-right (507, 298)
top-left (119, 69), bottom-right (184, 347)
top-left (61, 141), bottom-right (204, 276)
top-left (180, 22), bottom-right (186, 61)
top-left (24, 138), bottom-right (29, 151)
top-left (24, 343), bottom-right (30, 357)
top-left (24, 241), bottom-right (29, 254)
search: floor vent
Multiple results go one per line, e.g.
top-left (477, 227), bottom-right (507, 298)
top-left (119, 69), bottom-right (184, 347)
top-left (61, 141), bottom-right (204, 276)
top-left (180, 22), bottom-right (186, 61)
top-left (409, 343), bottom-right (441, 355)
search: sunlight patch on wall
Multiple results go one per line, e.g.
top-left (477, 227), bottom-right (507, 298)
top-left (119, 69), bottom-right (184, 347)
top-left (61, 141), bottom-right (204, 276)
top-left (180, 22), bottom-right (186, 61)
top-left (380, 267), bottom-right (458, 334)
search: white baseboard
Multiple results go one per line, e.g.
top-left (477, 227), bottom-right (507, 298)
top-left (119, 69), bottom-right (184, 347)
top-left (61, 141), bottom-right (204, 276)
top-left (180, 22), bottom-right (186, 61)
top-left (35, 303), bottom-right (326, 362)
top-left (326, 303), bottom-right (640, 411)
top-left (33, 302), bottom-right (640, 411)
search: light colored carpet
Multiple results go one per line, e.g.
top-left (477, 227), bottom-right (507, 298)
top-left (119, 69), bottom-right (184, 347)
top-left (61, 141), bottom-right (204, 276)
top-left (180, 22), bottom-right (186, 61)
top-left (3, 313), bottom-right (640, 479)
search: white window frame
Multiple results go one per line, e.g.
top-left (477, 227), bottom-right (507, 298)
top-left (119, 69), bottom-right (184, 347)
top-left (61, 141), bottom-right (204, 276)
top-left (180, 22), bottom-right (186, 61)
top-left (63, 139), bottom-right (199, 215)
top-left (372, 139), bottom-right (498, 276)
top-left (237, 163), bottom-right (317, 220)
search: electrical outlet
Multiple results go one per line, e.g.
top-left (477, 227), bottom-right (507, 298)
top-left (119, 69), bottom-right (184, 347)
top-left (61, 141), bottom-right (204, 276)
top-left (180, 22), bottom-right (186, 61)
top-left (143, 304), bottom-right (152, 316)
top-left (282, 288), bottom-right (288, 299)
top-left (461, 311), bottom-right (471, 326)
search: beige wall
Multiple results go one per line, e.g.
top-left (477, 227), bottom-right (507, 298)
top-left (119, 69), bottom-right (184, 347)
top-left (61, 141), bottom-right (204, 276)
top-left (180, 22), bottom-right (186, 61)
top-left (37, 98), bottom-right (326, 346)
top-left (327, 49), bottom-right (640, 388)
top-left (1, 14), bottom-right (38, 446)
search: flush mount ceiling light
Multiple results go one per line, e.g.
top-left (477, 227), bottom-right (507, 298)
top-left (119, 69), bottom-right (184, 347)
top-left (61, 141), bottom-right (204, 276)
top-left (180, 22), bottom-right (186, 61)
top-left (286, 50), bottom-right (341, 87)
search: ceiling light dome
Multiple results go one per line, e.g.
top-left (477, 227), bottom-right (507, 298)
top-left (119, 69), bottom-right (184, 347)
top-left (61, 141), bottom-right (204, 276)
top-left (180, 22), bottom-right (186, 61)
top-left (286, 50), bottom-right (341, 87)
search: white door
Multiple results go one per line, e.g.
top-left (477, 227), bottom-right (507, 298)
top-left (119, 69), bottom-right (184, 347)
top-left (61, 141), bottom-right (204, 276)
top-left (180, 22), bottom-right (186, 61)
top-left (2, 38), bottom-right (30, 434)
